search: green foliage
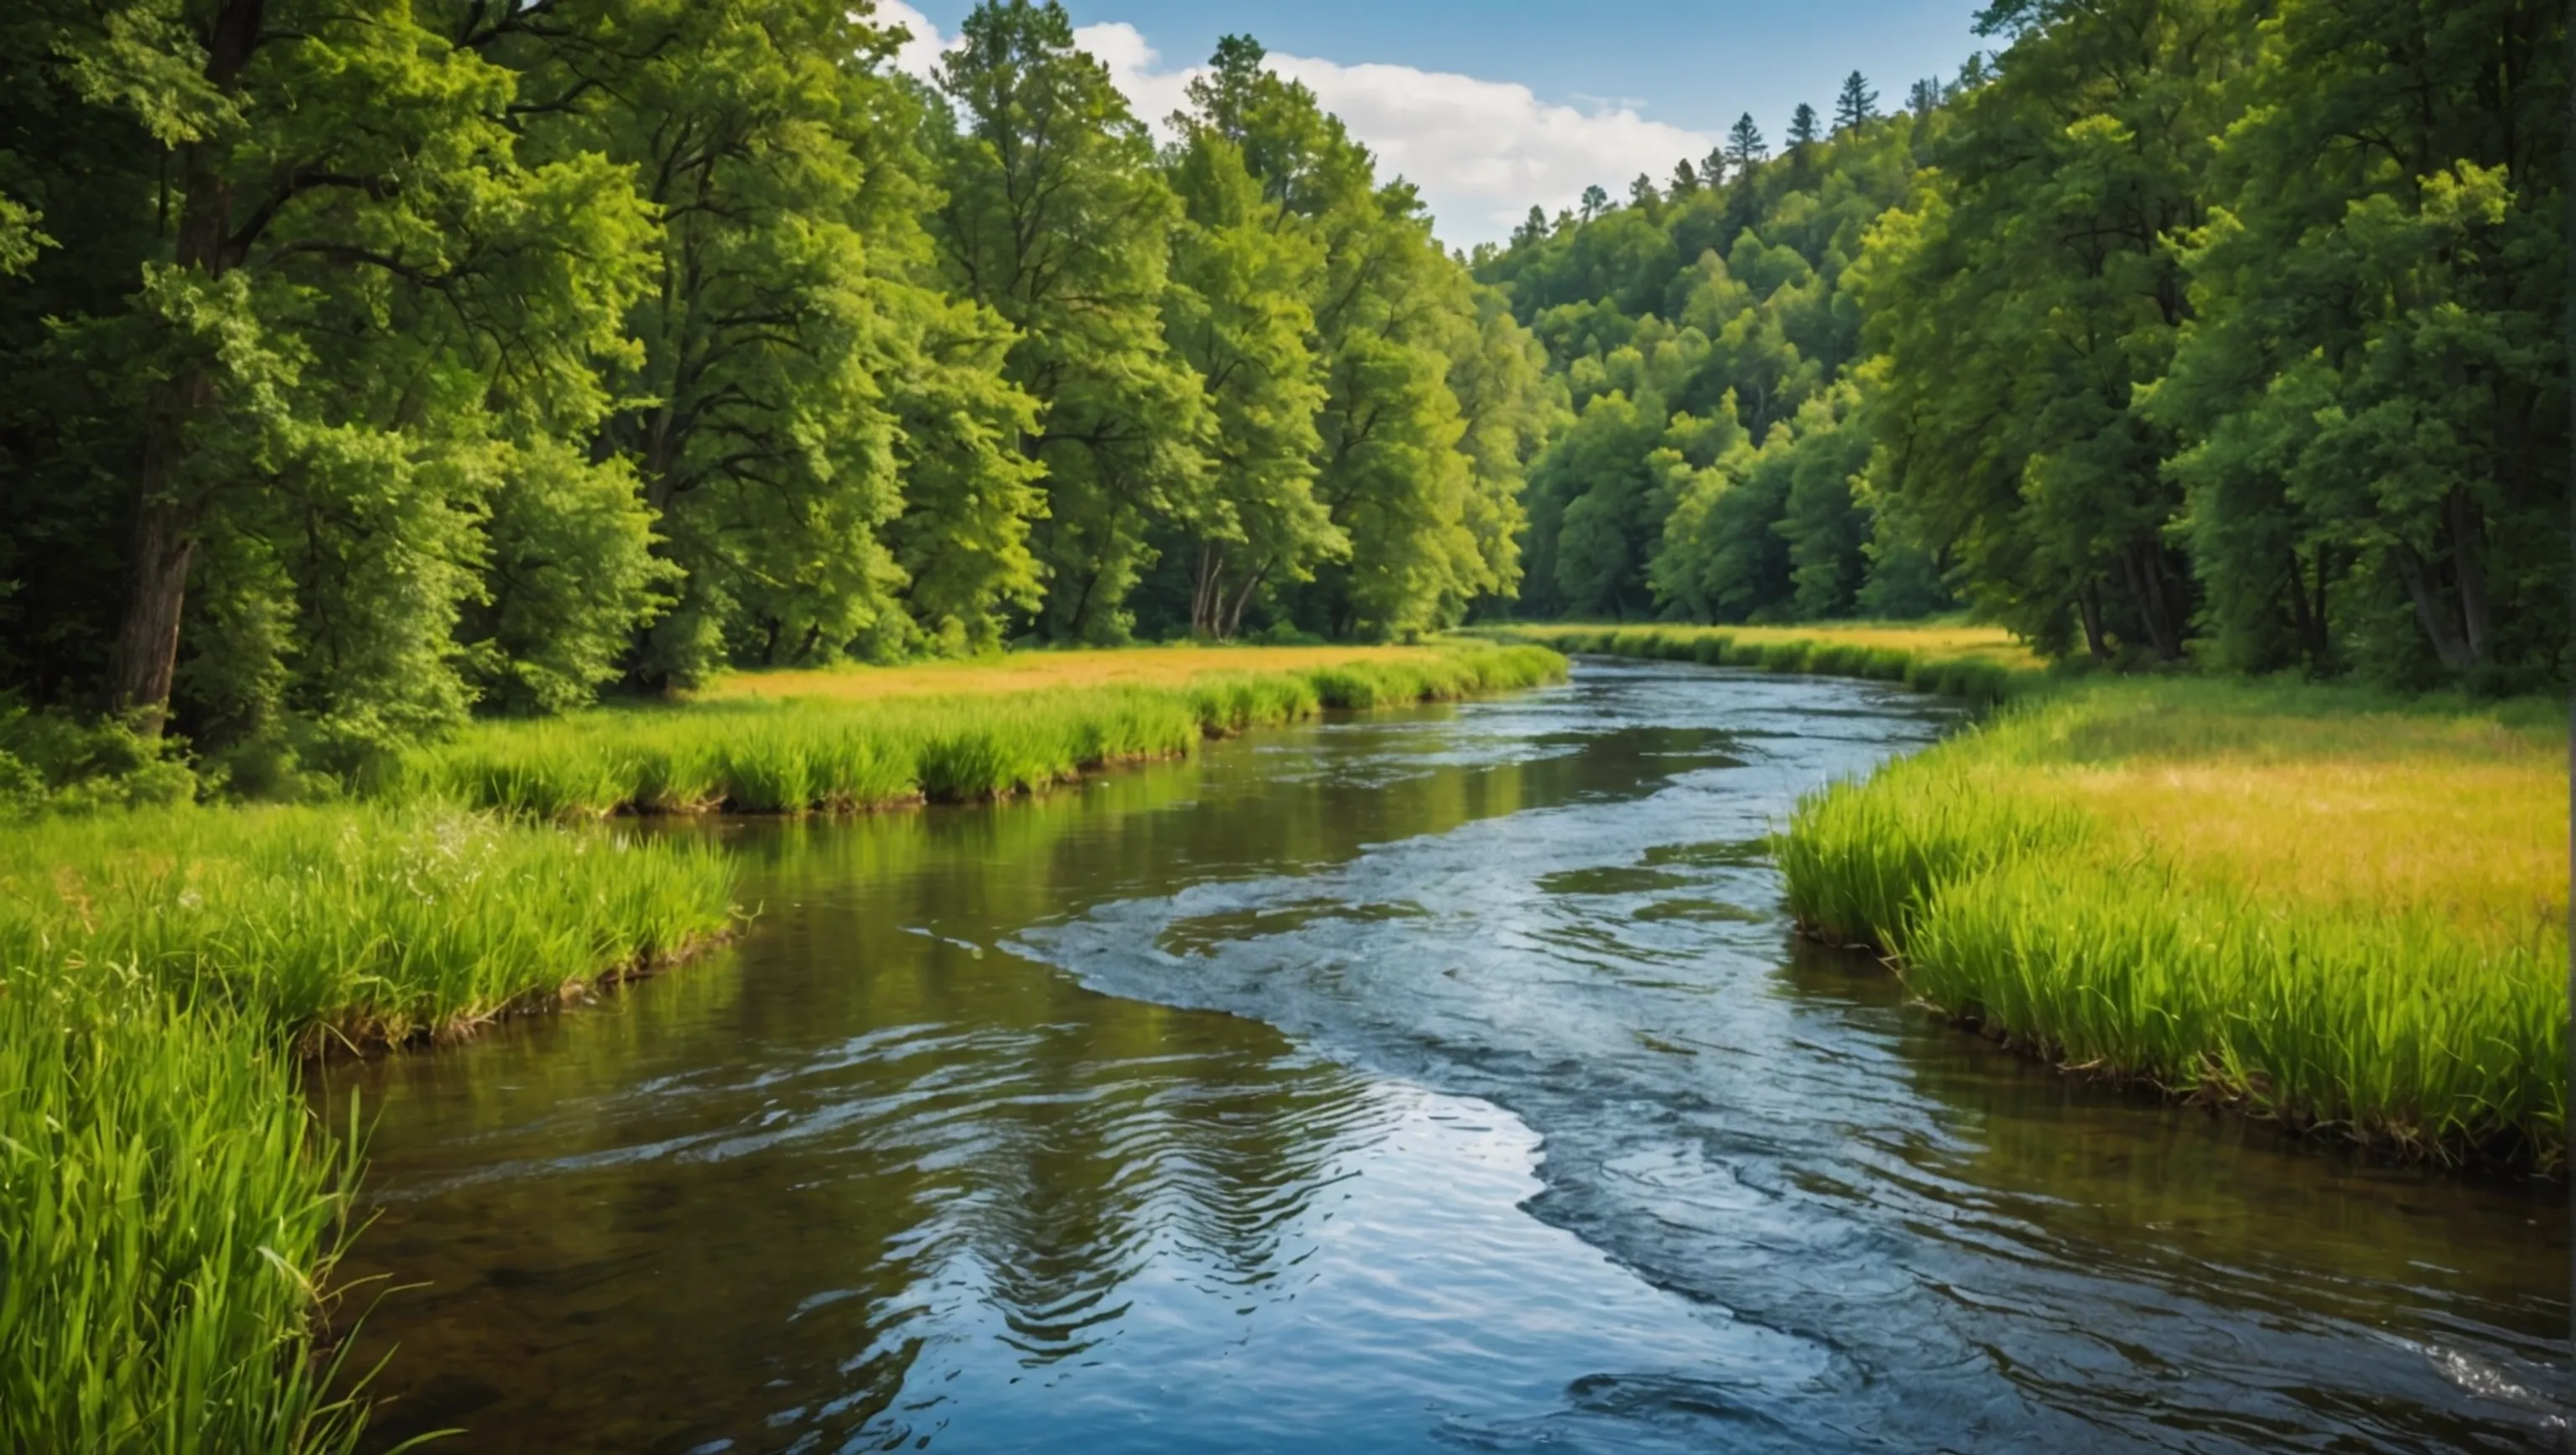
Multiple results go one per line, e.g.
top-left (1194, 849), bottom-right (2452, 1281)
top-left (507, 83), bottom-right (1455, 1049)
top-left (1484, 103), bottom-right (1932, 628)
top-left (2144, 0), bottom-right (2566, 685)
top-left (928, 1), bottom-right (1209, 646)
top-left (1, 4), bottom-right (1552, 762)
top-left (1491, 0), bottom-right (2561, 689)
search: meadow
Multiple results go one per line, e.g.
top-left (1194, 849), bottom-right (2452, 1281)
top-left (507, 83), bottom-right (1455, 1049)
top-left (1550, 624), bottom-right (2568, 1167)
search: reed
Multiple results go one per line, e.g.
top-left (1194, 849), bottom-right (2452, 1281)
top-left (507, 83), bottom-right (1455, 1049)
top-left (1779, 678), bottom-right (2568, 1167)
top-left (0, 805), bottom-right (738, 1451)
top-left (1485, 621), bottom-right (2048, 702)
top-left (396, 643), bottom-right (1567, 818)
top-left (0, 971), bottom-right (368, 1455)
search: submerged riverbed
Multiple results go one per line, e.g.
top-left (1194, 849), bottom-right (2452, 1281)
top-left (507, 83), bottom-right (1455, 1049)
top-left (316, 661), bottom-right (2568, 1453)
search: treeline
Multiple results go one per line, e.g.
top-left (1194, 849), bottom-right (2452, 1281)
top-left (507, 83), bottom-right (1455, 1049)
top-left (1480, 0), bottom-right (2566, 690)
top-left (0, 1), bottom-right (1551, 773)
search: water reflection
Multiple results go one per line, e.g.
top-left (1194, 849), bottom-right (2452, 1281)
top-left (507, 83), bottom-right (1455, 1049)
top-left (320, 663), bottom-right (2567, 1454)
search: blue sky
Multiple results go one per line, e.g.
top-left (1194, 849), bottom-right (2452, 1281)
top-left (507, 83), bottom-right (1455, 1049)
top-left (883, 2), bottom-right (1989, 245)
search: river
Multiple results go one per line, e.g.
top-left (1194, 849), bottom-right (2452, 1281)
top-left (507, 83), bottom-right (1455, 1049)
top-left (315, 659), bottom-right (2568, 1453)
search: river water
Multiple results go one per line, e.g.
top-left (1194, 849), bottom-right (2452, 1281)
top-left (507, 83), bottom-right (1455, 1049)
top-left (316, 660), bottom-right (2568, 1453)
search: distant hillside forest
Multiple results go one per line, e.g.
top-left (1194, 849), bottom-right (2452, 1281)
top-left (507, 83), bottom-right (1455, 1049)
top-left (0, 0), bottom-right (2561, 778)
top-left (1478, 0), bottom-right (2564, 691)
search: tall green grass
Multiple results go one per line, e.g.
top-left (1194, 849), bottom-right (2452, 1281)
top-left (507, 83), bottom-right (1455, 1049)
top-left (1779, 679), bottom-right (2568, 1167)
top-left (1493, 623), bottom-right (2048, 703)
top-left (397, 643), bottom-right (1567, 818)
top-left (0, 806), bottom-right (737, 1451)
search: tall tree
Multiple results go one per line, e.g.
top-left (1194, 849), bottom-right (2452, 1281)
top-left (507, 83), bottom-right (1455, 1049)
top-left (1723, 112), bottom-right (1768, 176)
top-left (1158, 128), bottom-right (1339, 638)
top-left (928, 0), bottom-right (1210, 643)
top-left (1859, 0), bottom-right (2232, 660)
top-left (5, 0), bottom-right (660, 751)
top-left (1834, 71), bottom-right (1879, 133)
top-left (1786, 102), bottom-right (1821, 148)
top-left (2147, 0), bottom-right (2565, 680)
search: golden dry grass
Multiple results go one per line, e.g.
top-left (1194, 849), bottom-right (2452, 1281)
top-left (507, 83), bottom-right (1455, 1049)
top-left (696, 644), bottom-right (1453, 704)
top-left (2041, 708), bottom-right (2566, 953)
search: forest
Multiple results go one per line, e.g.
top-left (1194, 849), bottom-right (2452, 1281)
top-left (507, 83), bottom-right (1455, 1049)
top-left (1485, 0), bottom-right (2563, 691)
top-left (0, 0), bottom-right (1553, 788)
top-left (0, 0), bottom-right (2563, 794)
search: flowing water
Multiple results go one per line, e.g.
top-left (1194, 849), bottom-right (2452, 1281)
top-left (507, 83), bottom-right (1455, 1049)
top-left (316, 660), bottom-right (2568, 1454)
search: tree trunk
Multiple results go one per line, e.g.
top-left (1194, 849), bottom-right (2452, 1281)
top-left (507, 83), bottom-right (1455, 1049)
top-left (2444, 486), bottom-right (2490, 663)
top-left (2389, 541), bottom-right (2479, 672)
top-left (2122, 541), bottom-right (2184, 663)
top-left (107, 470), bottom-right (200, 730)
top-left (2076, 585), bottom-right (2110, 663)
top-left (105, 0), bottom-right (266, 734)
top-left (1223, 560), bottom-right (1270, 641)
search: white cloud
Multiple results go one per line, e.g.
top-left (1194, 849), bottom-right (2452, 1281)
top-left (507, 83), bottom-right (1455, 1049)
top-left (874, 1), bottom-right (953, 86)
top-left (867, 4), bottom-right (1709, 248)
top-left (1270, 55), bottom-right (1713, 247)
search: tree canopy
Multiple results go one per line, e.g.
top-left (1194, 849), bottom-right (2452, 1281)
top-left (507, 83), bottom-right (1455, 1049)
top-left (1478, 0), bottom-right (2563, 690)
top-left (0, 3), bottom-right (1551, 773)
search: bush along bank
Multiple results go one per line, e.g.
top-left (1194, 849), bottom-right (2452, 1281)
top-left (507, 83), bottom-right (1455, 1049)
top-left (1778, 678), bottom-right (2567, 1171)
top-left (0, 805), bottom-right (738, 1452)
top-left (394, 642), bottom-right (1569, 819)
top-left (1483, 623), bottom-right (2049, 704)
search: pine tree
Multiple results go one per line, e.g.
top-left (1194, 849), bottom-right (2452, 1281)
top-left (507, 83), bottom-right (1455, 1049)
top-left (1834, 72), bottom-right (1877, 133)
top-left (1669, 158), bottom-right (1700, 196)
top-left (1786, 102), bottom-right (1820, 147)
top-left (1580, 184), bottom-right (1610, 220)
top-left (1722, 112), bottom-right (1768, 176)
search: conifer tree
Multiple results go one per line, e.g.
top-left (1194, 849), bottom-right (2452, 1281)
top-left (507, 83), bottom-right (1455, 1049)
top-left (1722, 113), bottom-right (1768, 175)
top-left (1834, 71), bottom-right (1878, 132)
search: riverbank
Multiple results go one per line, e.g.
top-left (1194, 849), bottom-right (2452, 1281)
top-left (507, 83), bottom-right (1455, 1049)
top-left (0, 640), bottom-right (1566, 1452)
top-left (397, 642), bottom-right (1566, 818)
top-left (0, 805), bottom-right (736, 1452)
top-left (1520, 622), bottom-right (2568, 1170)
top-left (1473, 621), bottom-right (2049, 702)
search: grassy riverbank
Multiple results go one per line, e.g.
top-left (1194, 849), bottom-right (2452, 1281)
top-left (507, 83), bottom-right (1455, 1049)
top-left (398, 642), bottom-right (1567, 818)
top-left (1544, 622), bottom-right (2568, 1167)
top-left (0, 805), bottom-right (735, 1452)
top-left (1, 641), bottom-right (1566, 1450)
top-left (1478, 621), bottom-right (2047, 702)
top-left (1782, 679), bottom-right (2566, 1167)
